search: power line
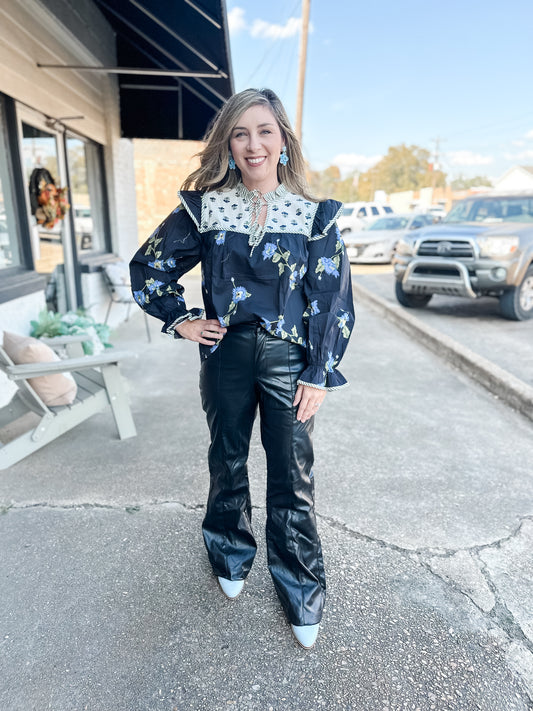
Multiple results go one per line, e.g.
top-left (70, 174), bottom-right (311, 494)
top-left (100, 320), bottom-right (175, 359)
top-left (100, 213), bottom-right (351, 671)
top-left (243, 0), bottom-right (301, 86)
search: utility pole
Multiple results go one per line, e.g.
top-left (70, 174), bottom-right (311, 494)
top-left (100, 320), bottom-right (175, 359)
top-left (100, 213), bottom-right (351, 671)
top-left (294, 0), bottom-right (311, 142)
top-left (430, 136), bottom-right (445, 189)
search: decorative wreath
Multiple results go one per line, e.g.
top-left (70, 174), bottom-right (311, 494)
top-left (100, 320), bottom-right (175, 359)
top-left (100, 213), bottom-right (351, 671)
top-left (29, 167), bottom-right (70, 229)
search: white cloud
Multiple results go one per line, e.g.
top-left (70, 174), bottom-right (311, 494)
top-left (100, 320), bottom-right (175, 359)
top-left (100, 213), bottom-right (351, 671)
top-left (228, 9), bottom-right (312, 40)
top-left (504, 149), bottom-right (533, 161)
top-left (250, 16), bottom-right (302, 40)
top-left (512, 140), bottom-right (526, 147)
top-left (332, 153), bottom-right (382, 176)
top-left (447, 150), bottom-right (494, 167)
top-left (227, 7), bottom-right (247, 35)
top-left (525, 129), bottom-right (533, 140)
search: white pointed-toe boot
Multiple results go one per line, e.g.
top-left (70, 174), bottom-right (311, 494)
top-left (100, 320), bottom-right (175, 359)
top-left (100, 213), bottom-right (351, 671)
top-left (217, 577), bottom-right (244, 599)
top-left (291, 623), bottom-right (319, 649)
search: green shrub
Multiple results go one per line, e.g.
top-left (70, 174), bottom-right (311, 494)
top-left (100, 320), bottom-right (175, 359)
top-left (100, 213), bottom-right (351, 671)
top-left (30, 309), bottom-right (112, 355)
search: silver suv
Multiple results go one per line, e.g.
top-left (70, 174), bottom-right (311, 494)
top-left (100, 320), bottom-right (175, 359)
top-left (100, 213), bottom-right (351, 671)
top-left (337, 201), bottom-right (394, 234)
top-left (392, 193), bottom-right (533, 320)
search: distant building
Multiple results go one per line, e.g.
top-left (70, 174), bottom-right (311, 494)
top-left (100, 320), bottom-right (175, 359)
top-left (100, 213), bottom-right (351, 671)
top-left (494, 166), bottom-right (533, 192)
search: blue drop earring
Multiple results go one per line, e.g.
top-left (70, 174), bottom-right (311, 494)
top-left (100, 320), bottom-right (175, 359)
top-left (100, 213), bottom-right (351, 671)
top-left (279, 146), bottom-right (289, 166)
top-left (228, 151), bottom-right (236, 170)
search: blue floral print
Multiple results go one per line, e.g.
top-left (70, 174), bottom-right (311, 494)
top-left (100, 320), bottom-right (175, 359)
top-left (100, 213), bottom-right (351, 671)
top-left (325, 352), bottom-right (336, 373)
top-left (146, 279), bottom-right (164, 294)
top-left (337, 311), bottom-right (351, 338)
top-left (148, 259), bottom-right (164, 270)
top-left (262, 242), bottom-right (277, 259)
top-left (219, 278), bottom-right (251, 326)
top-left (317, 257), bottom-right (339, 278)
top-left (232, 284), bottom-right (249, 302)
top-left (148, 257), bottom-right (177, 271)
top-left (129, 186), bottom-right (354, 389)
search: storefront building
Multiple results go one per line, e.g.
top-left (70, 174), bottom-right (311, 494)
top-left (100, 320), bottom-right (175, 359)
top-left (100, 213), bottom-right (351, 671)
top-left (0, 0), bottom-right (233, 335)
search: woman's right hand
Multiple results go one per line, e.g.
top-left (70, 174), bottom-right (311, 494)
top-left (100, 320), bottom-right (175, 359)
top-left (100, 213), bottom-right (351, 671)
top-left (175, 318), bottom-right (227, 345)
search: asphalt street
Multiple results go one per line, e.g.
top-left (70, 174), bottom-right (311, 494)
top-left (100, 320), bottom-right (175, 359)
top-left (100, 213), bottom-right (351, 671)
top-left (0, 274), bottom-right (532, 711)
top-left (352, 267), bottom-right (533, 387)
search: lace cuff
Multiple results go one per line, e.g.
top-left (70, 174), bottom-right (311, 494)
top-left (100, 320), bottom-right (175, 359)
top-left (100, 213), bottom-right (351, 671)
top-left (297, 364), bottom-right (349, 391)
top-left (165, 308), bottom-right (204, 338)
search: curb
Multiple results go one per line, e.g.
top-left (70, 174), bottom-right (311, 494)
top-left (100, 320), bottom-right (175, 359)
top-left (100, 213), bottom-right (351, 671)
top-left (352, 280), bottom-right (533, 423)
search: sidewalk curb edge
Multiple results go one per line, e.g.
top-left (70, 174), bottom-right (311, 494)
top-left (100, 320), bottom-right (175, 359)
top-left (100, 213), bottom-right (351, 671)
top-left (352, 280), bottom-right (533, 423)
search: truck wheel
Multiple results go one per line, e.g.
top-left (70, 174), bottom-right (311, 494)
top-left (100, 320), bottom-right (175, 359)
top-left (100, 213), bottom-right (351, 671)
top-left (499, 265), bottom-right (533, 320)
top-left (395, 280), bottom-right (432, 308)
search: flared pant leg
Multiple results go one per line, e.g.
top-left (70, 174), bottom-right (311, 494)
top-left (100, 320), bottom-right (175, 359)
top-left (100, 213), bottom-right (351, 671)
top-left (256, 334), bottom-right (326, 626)
top-left (200, 324), bottom-right (326, 625)
top-left (200, 327), bottom-right (258, 581)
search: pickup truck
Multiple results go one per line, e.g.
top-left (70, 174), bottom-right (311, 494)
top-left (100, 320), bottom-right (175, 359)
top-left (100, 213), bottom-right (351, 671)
top-left (392, 193), bottom-right (533, 320)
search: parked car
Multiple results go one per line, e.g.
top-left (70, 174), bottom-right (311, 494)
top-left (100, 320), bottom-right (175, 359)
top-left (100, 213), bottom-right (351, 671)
top-left (392, 192), bottom-right (533, 320)
top-left (344, 213), bottom-right (435, 263)
top-left (337, 201), bottom-right (394, 234)
top-left (426, 204), bottom-right (448, 220)
top-left (74, 206), bottom-right (94, 250)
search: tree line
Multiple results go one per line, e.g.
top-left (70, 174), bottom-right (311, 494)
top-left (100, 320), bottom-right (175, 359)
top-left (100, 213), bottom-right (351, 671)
top-left (307, 143), bottom-right (492, 202)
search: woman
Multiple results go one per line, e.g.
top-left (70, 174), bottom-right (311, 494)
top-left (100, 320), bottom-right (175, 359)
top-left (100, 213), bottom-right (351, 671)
top-left (130, 88), bottom-right (354, 649)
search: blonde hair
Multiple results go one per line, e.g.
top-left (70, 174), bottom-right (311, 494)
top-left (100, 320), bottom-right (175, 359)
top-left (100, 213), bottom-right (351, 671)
top-left (181, 88), bottom-right (317, 201)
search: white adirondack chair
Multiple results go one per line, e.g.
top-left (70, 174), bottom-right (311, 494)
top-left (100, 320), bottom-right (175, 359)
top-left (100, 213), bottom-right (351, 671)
top-left (0, 334), bottom-right (137, 470)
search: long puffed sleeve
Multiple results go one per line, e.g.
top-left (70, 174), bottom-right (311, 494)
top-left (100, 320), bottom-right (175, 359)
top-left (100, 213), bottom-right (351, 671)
top-left (129, 201), bottom-right (203, 335)
top-left (298, 199), bottom-right (354, 390)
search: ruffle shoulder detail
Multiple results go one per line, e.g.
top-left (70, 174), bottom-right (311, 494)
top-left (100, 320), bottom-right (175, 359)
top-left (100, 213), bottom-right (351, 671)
top-left (177, 190), bottom-right (203, 230)
top-left (309, 199), bottom-right (343, 241)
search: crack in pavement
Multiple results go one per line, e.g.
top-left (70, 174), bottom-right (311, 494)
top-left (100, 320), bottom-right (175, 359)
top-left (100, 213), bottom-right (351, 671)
top-left (0, 500), bottom-right (206, 514)
top-left (3, 498), bottom-right (532, 695)
top-left (473, 551), bottom-right (533, 652)
top-left (314, 509), bottom-right (533, 698)
top-left (315, 511), bottom-right (533, 558)
top-left (3, 501), bottom-right (531, 559)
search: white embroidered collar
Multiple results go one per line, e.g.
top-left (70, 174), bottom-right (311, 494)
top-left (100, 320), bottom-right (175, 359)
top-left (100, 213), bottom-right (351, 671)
top-left (197, 183), bottom-right (319, 247)
top-left (235, 182), bottom-right (288, 204)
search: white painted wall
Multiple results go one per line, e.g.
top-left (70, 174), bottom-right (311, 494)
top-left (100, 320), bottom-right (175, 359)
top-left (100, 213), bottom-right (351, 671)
top-left (0, 290), bottom-right (47, 406)
top-left (0, 0), bottom-right (115, 144)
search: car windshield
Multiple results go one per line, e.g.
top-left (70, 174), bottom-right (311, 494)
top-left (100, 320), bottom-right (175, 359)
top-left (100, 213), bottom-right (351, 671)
top-left (368, 216), bottom-right (409, 231)
top-left (444, 197), bottom-right (533, 223)
top-left (342, 207), bottom-right (354, 216)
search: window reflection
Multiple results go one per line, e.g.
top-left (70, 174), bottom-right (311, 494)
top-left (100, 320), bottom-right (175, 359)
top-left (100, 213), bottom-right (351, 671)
top-left (67, 137), bottom-right (105, 253)
top-left (21, 124), bottom-right (65, 287)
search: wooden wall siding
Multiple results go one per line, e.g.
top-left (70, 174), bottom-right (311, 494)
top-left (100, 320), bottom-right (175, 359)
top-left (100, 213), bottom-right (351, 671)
top-left (0, 0), bottom-right (118, 145)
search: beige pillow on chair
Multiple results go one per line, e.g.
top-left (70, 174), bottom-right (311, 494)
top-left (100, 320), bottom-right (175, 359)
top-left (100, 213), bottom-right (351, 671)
top-left (2, 331), bottom-right (77, 406)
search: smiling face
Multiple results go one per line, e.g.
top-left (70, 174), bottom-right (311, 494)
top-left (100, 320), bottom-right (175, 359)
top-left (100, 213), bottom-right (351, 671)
top-left (229, 104), bottom-right (285, 193)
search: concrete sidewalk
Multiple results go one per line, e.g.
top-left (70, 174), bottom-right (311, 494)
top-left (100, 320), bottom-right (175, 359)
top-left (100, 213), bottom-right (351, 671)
top-left (1, 275), bottom-right (532, 710)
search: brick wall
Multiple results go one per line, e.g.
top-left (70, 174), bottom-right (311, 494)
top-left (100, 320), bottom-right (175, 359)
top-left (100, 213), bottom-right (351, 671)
top-left (133, 139), bottom-right (203, 244)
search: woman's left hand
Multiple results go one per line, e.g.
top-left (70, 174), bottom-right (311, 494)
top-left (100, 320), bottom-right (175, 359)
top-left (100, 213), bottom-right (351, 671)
top-left (293, 384), bottom-right (326, 423)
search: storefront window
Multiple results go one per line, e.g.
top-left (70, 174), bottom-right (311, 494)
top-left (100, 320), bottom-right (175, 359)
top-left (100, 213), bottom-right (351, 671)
top-left (21, 123), bottom-right (68, 310)
top-left (66, 137), bottom-right (107, 253)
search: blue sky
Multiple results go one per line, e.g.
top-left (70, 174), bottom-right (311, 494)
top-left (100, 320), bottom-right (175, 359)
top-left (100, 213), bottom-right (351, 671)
top-left (226, 0), bottom-right (533, 182)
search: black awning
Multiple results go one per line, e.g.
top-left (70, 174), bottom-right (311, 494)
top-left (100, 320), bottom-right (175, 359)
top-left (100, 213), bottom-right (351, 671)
top-left (93, 0), bottom-right (234, 140)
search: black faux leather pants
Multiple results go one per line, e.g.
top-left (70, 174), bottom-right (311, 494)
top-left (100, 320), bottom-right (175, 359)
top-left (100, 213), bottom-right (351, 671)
top-left (199, 323), bottom-right (326, 626)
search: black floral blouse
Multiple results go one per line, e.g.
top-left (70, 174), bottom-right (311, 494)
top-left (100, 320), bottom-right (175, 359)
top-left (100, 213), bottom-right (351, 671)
top-left (129, 183), bottom-right (354, 390)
